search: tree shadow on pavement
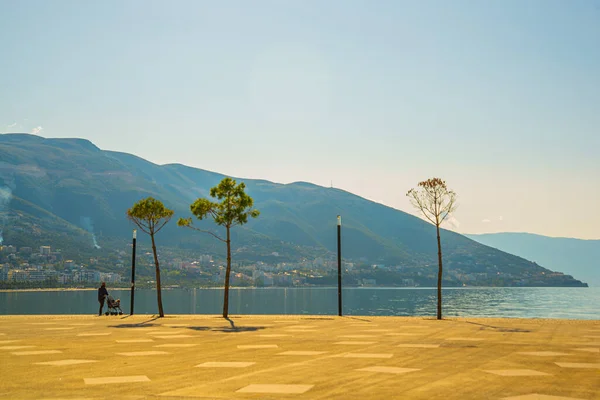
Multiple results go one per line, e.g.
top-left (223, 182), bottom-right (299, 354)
top-left (186, 317), bottom-right (267, 333)
top-left (345, 316), bottom-right (373, 322)
top-left (108, 316), bottom-right (160, 328)
top-left (461, 320), bottom-right (531, 333)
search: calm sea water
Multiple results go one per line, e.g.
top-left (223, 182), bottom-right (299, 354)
top-left (0, 287), bottom-right (598, 319)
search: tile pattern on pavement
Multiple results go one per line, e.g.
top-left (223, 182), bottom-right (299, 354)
top-left (0, 315), bottom-right (598, 399)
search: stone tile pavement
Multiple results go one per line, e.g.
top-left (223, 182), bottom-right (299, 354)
top-left (0, 315), bottom-right (598, 399)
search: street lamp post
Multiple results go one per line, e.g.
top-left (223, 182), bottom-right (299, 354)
top-left (130, 229), bottom-right (137, 315)
top-left (337, 215), bottom-right (342, 316)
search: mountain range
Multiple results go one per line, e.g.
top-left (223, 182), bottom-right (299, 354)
top-left (0, 133), bottom-right (587, 287)
top-left (466, 233), bottom-right (599, 287)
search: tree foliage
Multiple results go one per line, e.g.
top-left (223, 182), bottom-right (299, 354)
top-left (127, 197), bottom-right (174, 317)
top-left (178, 177), bottom-right (259, 318)
top-left (178, 178), bottom-right (260, 233)
top-left (126, 197), bottom-right (174, 236)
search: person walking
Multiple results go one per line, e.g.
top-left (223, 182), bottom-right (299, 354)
top-left (97, 282), bottom-right (108, 316)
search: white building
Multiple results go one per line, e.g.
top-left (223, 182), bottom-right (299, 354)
top-left (8, 270), bottom-right (28, 282)
top-left (27, 269), bottom-right (47, 282)
top-left (0, 265), bottom-right (8, 281)
top-left (100, 272), bottom-right (122, 284)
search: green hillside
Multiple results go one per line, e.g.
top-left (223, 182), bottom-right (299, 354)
top-left (0, 134), bottom-right (587, 286)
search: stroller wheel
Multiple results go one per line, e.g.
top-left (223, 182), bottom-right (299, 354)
top-left (105, 312), bottom-right (109, 316)
top-left (119, 312), bottom-right (123, 315)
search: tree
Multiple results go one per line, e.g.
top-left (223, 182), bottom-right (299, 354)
top-left (407, 178), bottom-right (457, 320)
top-left (126, 197), bottom-right (174, 318)
top-left (178, 177), bottom-right (259, 318)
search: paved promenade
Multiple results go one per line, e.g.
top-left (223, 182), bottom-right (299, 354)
top-left (0, 315), bottom-right (598, 399)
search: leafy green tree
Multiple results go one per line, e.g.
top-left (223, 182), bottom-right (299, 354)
top-left (178, 178), bottom-right (259, 318)
top-left (407, 178), bottom-right (457, 320)
top-left (126, 197), bottom-right (174, 318)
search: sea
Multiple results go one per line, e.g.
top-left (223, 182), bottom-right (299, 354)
top-left (1, 287), bottom-right (598, 319)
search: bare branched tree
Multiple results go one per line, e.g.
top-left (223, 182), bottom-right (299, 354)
top-left (407, 178), bottom-right (457, 320)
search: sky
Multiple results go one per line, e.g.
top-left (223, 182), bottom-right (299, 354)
top-left (0, 0), bottom-right (599, 239)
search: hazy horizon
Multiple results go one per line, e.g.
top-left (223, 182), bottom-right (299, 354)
top-left (1, 1), bottom-right (598, 239)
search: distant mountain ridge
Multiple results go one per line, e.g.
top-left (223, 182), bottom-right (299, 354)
top-left (0, 133), bottom-right (587, 287)
top-left (466, 232), bottom-right (599, 287)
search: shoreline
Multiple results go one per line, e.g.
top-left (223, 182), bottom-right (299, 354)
top-left (0, 285), bottom-right (594, 293)
top-left (0, 287), bottom-right (132, 293)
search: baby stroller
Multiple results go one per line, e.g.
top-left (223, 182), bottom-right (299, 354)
top-left (105, 296), bottom-right (123, 315)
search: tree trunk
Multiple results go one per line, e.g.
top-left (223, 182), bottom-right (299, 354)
top-left (222, 226), bottom-right (232, 318)
top-left (436, 224), bottom-right (443, 320)
top-left (151, 233), bottom-right (165, 318)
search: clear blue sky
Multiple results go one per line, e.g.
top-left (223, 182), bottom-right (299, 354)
top-left (1, 0), bottom-right (599, 239)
